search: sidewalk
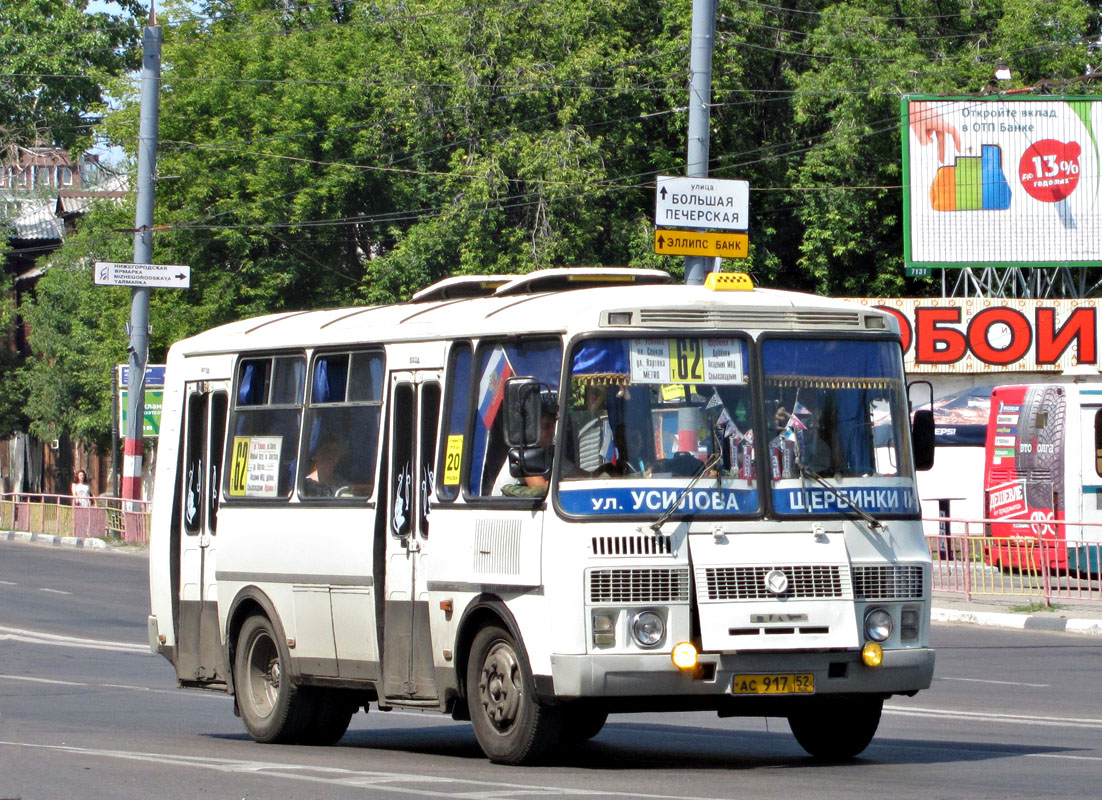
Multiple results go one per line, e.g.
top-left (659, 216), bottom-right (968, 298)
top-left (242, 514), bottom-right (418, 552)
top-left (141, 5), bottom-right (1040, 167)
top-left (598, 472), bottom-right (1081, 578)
top-left (933, 590), bottom-right (1102, 636)
top-left (3, 530), bottom-right (106, 550)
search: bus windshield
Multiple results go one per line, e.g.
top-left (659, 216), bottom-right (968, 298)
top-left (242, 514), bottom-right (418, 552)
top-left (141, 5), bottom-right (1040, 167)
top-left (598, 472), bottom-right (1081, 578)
top-left (556, 336), bottom-right (761, 518)
top-left (762, 337), bottom-right (918, 517)
top-left (554, 335), bottom-right (918, 519)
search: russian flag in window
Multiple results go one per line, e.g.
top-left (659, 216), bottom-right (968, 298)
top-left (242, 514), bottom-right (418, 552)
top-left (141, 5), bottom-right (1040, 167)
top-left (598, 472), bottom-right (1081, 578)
top-left (478, 347), bottom-right (514, 429)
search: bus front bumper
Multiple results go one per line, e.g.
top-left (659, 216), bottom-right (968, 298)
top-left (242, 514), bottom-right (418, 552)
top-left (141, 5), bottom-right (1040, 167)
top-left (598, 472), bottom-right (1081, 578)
top-left (549, 647), bottom-right (934, 700)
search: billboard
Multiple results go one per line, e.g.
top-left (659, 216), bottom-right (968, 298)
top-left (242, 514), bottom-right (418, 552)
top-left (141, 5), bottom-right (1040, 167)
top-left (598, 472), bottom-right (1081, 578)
top-left (846, 297), bottom-right (1098, 374)
top-left (903, 96), bottom-right (1102, 269)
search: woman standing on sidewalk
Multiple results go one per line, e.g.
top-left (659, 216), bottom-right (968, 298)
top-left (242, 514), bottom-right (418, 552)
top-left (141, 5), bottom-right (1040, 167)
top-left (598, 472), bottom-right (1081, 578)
top-left (71, 470), bottom-right (93, 507)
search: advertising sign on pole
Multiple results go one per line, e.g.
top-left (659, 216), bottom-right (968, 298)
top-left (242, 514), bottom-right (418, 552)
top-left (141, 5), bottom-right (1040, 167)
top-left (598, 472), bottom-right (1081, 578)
top-left (903, 96), bottom-right (1102, 269)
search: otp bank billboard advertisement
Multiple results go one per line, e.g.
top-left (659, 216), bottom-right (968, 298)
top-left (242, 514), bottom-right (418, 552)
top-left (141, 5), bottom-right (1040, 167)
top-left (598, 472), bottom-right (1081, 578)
top-left (904, 96), bottom-right (1102, 267)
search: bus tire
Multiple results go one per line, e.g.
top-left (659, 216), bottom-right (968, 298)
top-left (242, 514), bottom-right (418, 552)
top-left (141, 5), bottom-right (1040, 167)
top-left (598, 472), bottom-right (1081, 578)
top-left (234, 614), bottom-right (312, 744)
top-left (560, 704), bottom-right (607, 742)
top-left (467, 625), bottom-right (561, 764)
top-left (788, 696), bottom-right (882, 760)
top-left (298, 689), bottom-right (355, 746)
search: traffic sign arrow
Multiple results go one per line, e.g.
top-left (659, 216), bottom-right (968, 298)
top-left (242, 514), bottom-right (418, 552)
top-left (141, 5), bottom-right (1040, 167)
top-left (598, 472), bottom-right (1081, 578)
top-left (94, 261), bottom-right (191, 289)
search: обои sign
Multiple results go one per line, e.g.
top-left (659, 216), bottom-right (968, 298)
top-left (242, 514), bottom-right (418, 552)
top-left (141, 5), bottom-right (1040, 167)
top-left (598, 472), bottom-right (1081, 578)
top-left (848, 298), bottom-right (1098, 373)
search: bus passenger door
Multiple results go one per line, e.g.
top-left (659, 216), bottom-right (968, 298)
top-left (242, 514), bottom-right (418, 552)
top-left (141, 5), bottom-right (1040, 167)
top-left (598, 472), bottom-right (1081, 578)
top-left (176, 382), bottom-right (229, 684)
top-left (382, 372), bottom-right (441, 701)
top-left (1078, 405), bottom-right (1102, 558)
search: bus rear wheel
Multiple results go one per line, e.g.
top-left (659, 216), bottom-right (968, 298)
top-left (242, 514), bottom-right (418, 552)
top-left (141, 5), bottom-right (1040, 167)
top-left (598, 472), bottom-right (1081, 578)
top-left (788, 696), bottom-right (883, 760)
top-left (467, 625), bottom-right (561, 764)
top-left (234, 614), bottom-right (312, 744)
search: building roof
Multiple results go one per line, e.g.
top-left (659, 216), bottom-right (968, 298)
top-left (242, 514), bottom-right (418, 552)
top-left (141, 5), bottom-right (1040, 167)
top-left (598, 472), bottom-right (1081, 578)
top-left (56, 174), bottom-right (129, 216)
top-left (6, 200), bottom-right (63, 241)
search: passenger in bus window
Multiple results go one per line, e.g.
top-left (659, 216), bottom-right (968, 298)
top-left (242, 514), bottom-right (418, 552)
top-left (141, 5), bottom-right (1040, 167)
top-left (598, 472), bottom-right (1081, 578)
top-left (302, 432), bottom-right (349, 497)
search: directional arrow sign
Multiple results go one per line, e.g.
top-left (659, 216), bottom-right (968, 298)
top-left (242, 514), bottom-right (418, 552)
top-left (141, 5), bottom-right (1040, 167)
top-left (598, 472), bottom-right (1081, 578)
top-left (655, 176), bottom-right (749, 231)
top-left (94, 261), bottom-right (191, 288)
top-left (654, 229), bottom-right (749, 258)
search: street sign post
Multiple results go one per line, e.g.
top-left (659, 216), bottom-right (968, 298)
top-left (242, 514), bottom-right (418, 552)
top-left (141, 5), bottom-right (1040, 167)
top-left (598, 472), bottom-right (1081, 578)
top-left (654, 229), bottom-right (749, 258)
top-left (95, 261), bottom-right (191, 288)
top-left (655, 176), bottom-right (749, 231)
top-left (118, 364), bottom-right (166, 389)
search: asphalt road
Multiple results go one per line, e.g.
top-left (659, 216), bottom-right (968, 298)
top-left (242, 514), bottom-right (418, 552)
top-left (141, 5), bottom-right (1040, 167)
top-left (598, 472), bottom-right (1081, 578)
top-left (1, 540), bottom-right (1100, 800)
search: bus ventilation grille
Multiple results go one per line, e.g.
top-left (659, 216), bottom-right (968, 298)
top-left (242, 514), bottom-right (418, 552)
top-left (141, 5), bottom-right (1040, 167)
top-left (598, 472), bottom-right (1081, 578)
top-left (588, 568), bottom-right (690, 604)
top-left (852, 565), bottom-right (924, 600)
top-left (697, 565), bottom-right (850, 601)
top-left (637, 309), bottom-right (862, 329)
top-left (590, 534), bottom-right (672, 556)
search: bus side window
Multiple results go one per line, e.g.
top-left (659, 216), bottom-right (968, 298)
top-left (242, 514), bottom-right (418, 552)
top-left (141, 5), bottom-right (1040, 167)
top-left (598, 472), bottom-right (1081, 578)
top-left (1095, 409), bottom-right (1102, 477)
top-left (299, 350), bottom-right (384, 500)
top-left (468, 338), bottom-right (562, 498)
top-left (227, 355), bottom-right (306, 499)
top-left (437, 342), bottom-right (472, 502)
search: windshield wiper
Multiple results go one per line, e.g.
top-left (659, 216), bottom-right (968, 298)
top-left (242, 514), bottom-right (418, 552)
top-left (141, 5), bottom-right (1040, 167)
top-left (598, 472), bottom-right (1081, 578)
top-left (795, 459), bottom-right (883, 530)
top-left (650, 452), bottom-right (723, 535)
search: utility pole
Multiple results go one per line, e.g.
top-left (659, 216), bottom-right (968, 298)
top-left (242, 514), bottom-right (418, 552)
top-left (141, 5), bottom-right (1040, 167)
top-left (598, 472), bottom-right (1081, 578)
top-left (123, 11), bottom-right (162, 501)
top-left (683, 0), bottom-right (716, 285)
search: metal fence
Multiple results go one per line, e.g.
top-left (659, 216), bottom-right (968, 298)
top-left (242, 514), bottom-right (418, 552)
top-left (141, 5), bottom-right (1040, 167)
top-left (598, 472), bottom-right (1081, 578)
top-left (0, 493), bottom-right (151, 545)
top-left (925, 515), bottom-right (1102, 605)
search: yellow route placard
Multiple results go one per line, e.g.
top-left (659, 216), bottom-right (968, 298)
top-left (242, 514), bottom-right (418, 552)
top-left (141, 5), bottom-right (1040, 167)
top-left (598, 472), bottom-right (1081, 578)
top-left (654, 229), bottom-right (749, 258)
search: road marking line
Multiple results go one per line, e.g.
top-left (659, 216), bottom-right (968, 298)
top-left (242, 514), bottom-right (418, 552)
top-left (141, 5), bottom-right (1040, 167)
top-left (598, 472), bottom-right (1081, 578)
top-left (0, 625), bottom-right (147, 654)
top-left (0, 580), bottom-right (17, 585)
top-left (0, 674), bottom-right (87, 686)
top-left (885, 705), bottom-right (1102, 729)
top-left (39, 588), bottom-right (72, 595)
top-left (0, 674), bottom-right (227, 699)
top-left (0, 741), bottom-right (727, 799)
top-left (939, 676), bottom-right (1050, 688)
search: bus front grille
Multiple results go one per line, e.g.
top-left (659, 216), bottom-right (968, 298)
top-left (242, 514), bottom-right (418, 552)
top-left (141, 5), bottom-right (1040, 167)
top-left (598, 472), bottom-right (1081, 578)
top-left (852, 565), bottom-right (924, 600)
top-left (588, 567), bottom-right (690, 603)
top-left (697, 565), bottom-right (850, 600)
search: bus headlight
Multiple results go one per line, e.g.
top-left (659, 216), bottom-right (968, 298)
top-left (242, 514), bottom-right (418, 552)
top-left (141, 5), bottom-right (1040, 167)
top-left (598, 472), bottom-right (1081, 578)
top-left (864, 608), bottom-right (894, 642)
top-left (630, 610), bottom-right (665, 647)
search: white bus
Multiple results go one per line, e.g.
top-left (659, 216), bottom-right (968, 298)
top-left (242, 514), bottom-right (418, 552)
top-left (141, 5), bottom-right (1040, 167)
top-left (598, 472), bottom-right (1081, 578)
top-left (148, 267), bottom-right (936, 764)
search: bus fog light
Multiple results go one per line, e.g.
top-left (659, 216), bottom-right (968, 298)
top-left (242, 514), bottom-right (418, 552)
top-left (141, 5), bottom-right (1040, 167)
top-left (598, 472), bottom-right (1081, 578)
top-left (864, 608), bottom-right (893, 642)
top-left (671, 642), bottom-right (697, 669)
top-left (900, 607), bottom-right (920, 641)
top-left (630, 610), bottom-right (665, 647)
top-left (593, 612), bottom-right (616, 647)
top-left (862, 641), bottom-right (884, 667)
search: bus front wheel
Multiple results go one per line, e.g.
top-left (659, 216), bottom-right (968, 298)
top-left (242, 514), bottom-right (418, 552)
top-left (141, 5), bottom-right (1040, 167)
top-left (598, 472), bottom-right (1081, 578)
top-left (467, 625), bottom-right (561, 764)
top-left (788, 696), bottom-right (883, 760)
top-left (234, 614), bottom-right (312, 744)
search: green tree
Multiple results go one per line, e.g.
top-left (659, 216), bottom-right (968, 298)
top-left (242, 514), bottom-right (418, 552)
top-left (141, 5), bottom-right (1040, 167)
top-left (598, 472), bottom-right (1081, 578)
top-left (0, 0), bottom-right (143, 149)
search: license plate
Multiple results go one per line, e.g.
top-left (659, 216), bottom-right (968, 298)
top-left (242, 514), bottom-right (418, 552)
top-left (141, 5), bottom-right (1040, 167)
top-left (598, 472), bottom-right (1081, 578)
top-left (732, 673), bottom-right (815, 694)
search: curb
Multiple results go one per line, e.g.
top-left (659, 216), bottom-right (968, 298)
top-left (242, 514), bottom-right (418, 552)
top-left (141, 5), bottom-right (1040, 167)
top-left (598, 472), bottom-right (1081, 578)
top-left (933, 606), bottom-right (1102, 636)
top-left (2, 530), bottom-right (107, 550)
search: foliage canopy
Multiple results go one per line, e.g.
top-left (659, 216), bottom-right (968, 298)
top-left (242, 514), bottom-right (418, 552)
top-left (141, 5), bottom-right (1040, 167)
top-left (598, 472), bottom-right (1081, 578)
top-left (14, 0), bottom-right (1102, 445)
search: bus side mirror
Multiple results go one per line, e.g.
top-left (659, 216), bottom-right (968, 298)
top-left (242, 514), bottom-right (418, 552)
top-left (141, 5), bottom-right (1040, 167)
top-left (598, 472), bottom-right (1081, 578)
top-left (912, 409), bottom-right (935, 471)
top-left (508, 446), bottom-right (552, 479)
top-left (504, 377), bottom-right (542, 447)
